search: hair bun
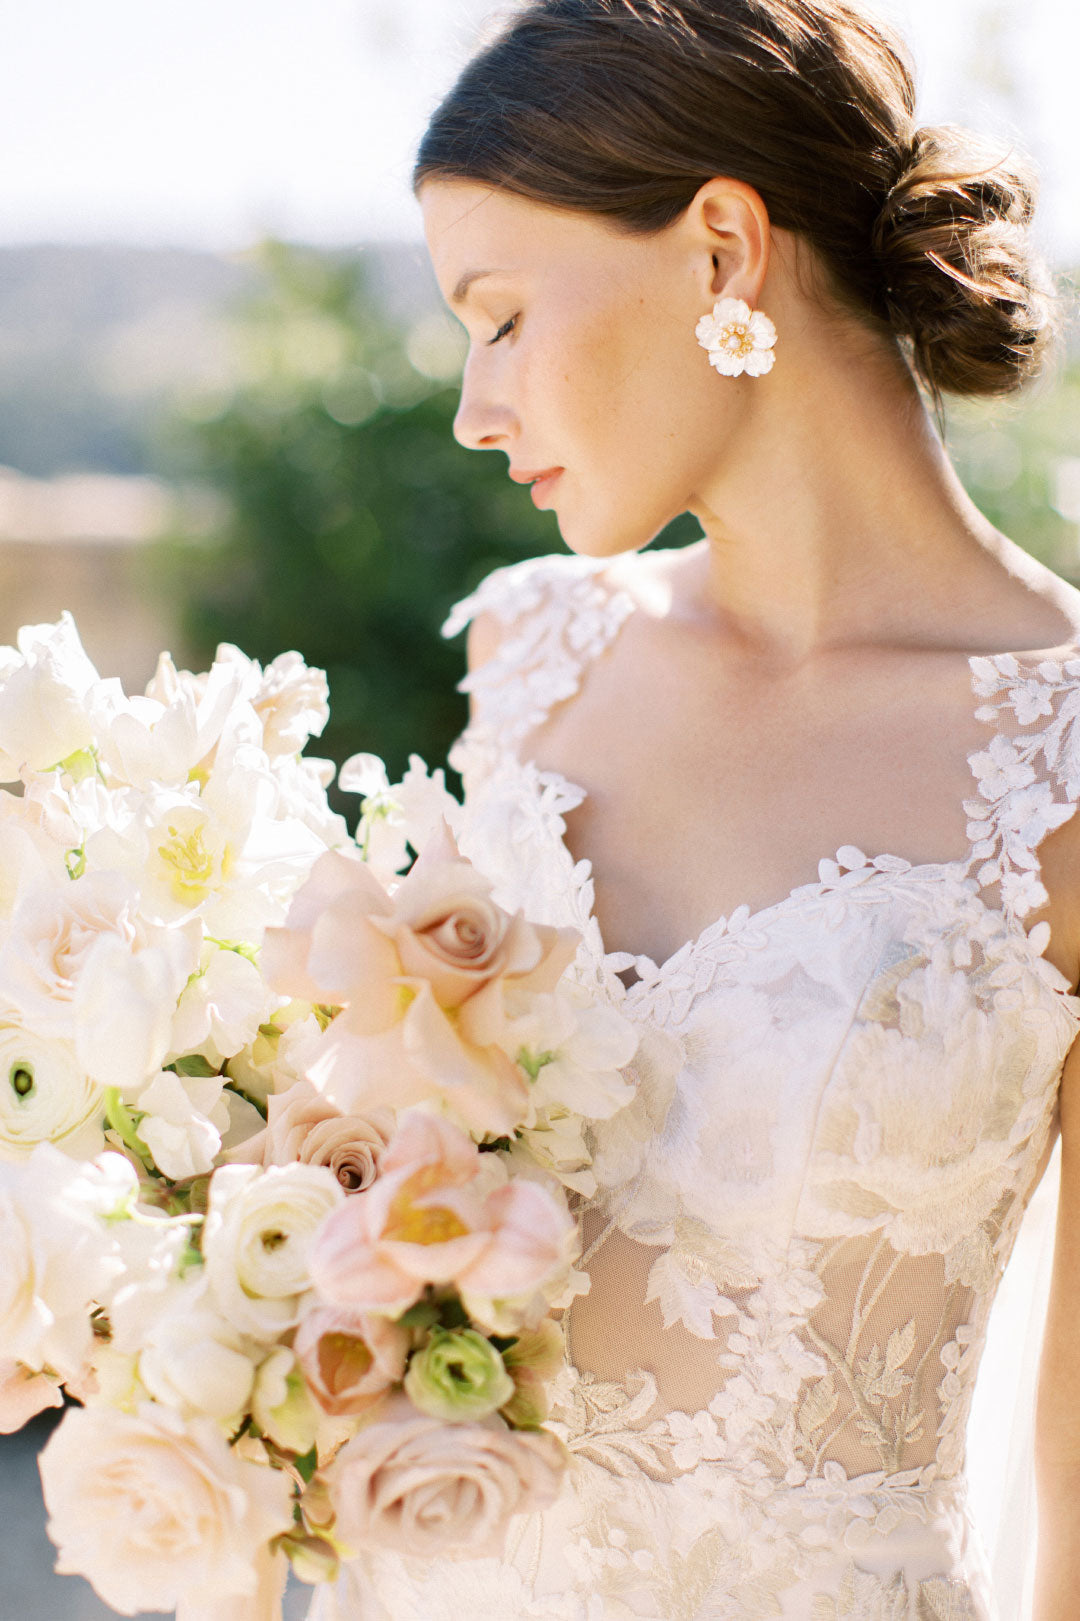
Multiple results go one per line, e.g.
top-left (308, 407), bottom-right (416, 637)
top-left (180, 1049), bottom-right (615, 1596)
top-left (872, 123), bottom-right (1059, 400)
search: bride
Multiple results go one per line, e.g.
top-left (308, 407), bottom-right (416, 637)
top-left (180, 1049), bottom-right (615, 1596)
top-left (318, 1), bottom-right (1080, 1616)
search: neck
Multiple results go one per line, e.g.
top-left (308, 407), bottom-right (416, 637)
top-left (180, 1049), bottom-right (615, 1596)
top-left (679, 347), bottom-right (1010, 668)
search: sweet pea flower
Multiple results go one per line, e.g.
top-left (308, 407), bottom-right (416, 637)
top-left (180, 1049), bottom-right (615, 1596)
top-left (137, 1280), bottom-right (258, 1426)
top-left (0, 613), bottom-right (105, 778)
top-left (251, 1346), bottom-right (321, 1454)
top-left (133, 1070), bottom-right (233, 1181)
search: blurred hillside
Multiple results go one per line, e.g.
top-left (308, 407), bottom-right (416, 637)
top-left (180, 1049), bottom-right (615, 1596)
top-left (0, 242), bottom-right (442, 478)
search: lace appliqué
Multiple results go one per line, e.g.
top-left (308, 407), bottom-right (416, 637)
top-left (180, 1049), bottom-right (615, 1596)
top-left (441, 552), bottom-right (637, 761)
top-left (967, 650), bottom-right (1080, 922)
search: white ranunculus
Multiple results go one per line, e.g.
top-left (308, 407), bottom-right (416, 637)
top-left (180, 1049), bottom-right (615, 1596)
top-left (169, 943), bottom-right (272, 1066)
top-left (0, 1020), bottom-right (104, 1160)
top-left (134, 1070), bottom-right (231, 1180)
top-left (38, 1401), bottom-right (295, 1616)
top-left (202, 1161), bottom-right (344, 1340)
top-left (138, 1279), bottom-right (258, 1425)
top-left (0, 613), bottom-right (104, 776)
top-left (0, 1145), bottom-right (128, 1379)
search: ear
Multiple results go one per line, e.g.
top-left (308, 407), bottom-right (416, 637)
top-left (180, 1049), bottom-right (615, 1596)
top-left (684, 177), bottom-right (771, 307)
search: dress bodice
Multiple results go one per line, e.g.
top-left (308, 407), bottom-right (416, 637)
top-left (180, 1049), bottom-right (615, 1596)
top-left (429, 549), bottom-right (1080, 1617)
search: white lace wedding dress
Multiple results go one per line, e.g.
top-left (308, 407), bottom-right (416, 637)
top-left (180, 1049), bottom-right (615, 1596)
top-left (312, 548), bottom-right (1080, 1620)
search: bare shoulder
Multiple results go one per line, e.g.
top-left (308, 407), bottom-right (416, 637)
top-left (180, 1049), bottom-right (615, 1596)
top-left (464, 609), bottom-right (503, 675)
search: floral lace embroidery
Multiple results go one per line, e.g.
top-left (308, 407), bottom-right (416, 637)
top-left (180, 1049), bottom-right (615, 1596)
top-left (966, 649), bottom-right (1080, 920)
top-left (441, 551), bottom-right (637, 763)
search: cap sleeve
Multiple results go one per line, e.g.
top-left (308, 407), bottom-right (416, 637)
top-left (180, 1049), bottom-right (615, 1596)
top-left (440, 551), bottom-right (637, 769)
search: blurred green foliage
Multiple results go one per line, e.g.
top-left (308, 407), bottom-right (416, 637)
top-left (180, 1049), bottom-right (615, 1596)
top-left (162, 241), bottom-right (1079, 808)
top-left (159, 240), bottom-right (699, 801)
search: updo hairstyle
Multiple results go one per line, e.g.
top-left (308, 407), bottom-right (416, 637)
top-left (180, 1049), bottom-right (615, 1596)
top-left (413, 0), bottom-right (1062, 422)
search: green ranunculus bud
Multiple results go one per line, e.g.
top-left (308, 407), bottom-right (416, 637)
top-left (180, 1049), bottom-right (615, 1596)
top-left (402, 1326), bottom-right (515, 1422)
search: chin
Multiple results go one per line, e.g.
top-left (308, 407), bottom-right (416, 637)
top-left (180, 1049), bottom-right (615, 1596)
top-left (557, 527), bottom-right (667, 562)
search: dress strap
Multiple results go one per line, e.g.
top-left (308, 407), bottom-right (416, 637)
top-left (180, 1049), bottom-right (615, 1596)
top-left (965, 646), bottom-right (1080, 924)
top-left (440, 551), bottom-right (638, 773)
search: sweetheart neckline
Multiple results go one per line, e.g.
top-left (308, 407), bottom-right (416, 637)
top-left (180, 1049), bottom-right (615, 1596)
top-left (478, 636), bottom-right (1080, 1001)
top-left (498, 748), bottom-right (1080, 1009)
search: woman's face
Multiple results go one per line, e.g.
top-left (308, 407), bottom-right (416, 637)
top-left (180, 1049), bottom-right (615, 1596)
top-left (420, 179), bottom-right (761, 559)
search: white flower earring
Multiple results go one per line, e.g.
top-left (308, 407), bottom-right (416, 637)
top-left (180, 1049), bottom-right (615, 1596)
top-left (695, 296), bottom-right (777, 376)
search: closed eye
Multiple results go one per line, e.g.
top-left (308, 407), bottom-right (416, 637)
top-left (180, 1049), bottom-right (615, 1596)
top-left (487, 315), bottom-right (518, 346)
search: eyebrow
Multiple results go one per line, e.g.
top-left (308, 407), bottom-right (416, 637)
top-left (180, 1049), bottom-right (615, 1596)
top-left (451, 268), bottom-right (505, 305)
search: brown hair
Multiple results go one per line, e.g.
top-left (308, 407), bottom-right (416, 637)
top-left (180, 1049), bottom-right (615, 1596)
top-left (413, 0), bottom-right (1061, 423)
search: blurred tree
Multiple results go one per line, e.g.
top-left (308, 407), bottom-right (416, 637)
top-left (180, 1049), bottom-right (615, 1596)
top-left (158, 237), bottom-right (700, 803)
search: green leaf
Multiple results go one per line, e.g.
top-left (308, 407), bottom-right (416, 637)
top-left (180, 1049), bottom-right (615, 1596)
top-left (169, 1055), bottom-right (220, 1078)
top-left (293, 1444), bottom-right (318, 1484)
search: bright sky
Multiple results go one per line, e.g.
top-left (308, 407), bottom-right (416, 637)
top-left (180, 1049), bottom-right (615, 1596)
top-left (2, 0), bottom-right (1078, 263)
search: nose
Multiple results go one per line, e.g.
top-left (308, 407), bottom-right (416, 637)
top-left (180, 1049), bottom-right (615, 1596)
top-left (452, 351), bottom-right (514, 453)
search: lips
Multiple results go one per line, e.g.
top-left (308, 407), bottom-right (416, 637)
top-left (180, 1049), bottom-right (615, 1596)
top-left (508, 466), bottom-right (563, 485)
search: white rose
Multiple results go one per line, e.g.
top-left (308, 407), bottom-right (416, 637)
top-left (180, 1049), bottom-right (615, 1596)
top-left (0, 871), bottom-right (140, 1038)
top-left (0, 1145), bottom-right (128, 1379)
top-left (38, 1401), bottom-right (295, 1616)
top-left (138, 1279), bottom-right (257, 1425)
top-left (134, 1070), bottom-right (231, 1180)
top-left (203, 1161), bottom-right (343, 1339)
top-left (0, 1021), bottom-right (104, 1159)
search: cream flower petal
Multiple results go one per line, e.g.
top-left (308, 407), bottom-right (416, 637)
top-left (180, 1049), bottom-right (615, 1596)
top-left (747, 310), bottom-right (778, 347)
top-left (708, 347), bottom-right (747, 377)
top-left (743, 347), bottom-right (776, 376)
top-left (712, 296), bottom-right (753, 326)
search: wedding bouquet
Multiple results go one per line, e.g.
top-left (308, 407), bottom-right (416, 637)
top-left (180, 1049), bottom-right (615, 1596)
top-left (0, 613), bottom-right (640, 1619)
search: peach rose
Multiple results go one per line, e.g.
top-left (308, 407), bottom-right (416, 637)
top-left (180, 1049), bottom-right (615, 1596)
top-left (309, 1110), bottom-right (576, 1323)
top-left (294, 1304), bottom-right (410, 1416)
top-left (324, 1389), bottom-right (567, 1560)
top-left (228, 1078), bottom-right (394, 1195)
top-left (262, 825), bottom-right (581, 1138)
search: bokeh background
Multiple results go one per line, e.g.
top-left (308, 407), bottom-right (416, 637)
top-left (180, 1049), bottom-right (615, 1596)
top-left (1, 0), bottom-right (1079, 1615)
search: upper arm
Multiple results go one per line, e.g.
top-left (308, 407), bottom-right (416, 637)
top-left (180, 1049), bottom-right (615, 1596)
top-left (1033, 1034), bottom-right (1080, 1601)
top-left (463, 608), bottom-right (506, 723)
top-left (1035, 1035), bottom-right (1080, 1478)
